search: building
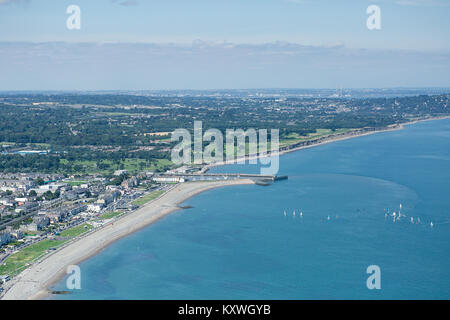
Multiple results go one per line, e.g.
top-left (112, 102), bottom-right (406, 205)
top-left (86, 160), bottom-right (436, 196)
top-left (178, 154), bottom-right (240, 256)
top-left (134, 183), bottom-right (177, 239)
top-left (0, 275), bottom-right (10, 284)
top-left (31, 215), bottom-right (50, 230)
top-left (0, 231), bottom-right (11, 246)
top-left (5, 227), bottom-right (24, 240)
top-left (15, 201), bottom-right (38, 214)
top-left (0, 178), bottom-right (35, 193)
top-left (152, 176), bottom-right (185, 183)
top-left (114, 170), bottom-right (128, 176)
top-left (96, 190), bottom-right (121, 206)
top-left (22, 223), bottom-right (38, 232)
top-left (37, 183), bottom-right (67, 194)
top-left (121, 176), bottom-right (138, 189)
top-left (0, 197), bottom-right (16, 207)
top-left (45, 204), bottom-right (87, 223)
top-left (10, 229), bottom-right (24, 240)
top-left (87, 203), bottom-right (103, 213)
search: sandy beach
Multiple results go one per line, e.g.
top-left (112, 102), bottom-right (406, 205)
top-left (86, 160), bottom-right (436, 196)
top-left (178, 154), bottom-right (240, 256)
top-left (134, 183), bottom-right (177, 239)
top-left (0, 179), bottom-right (254, 300)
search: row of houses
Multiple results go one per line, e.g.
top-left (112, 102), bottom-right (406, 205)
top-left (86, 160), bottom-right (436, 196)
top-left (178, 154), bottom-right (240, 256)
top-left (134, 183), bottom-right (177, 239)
top-left (0, 173), bottom-right (64, 193)
top-left (45, 204), bottom-right (87, 223)
top-left (19, 204), bottom-right (88, 232)
top-left (0, 225), bottom-right (24, 247)
top-left (0, 176), bottom-right (36, 193)
top-left (87, 190), bottom-right (121, 213)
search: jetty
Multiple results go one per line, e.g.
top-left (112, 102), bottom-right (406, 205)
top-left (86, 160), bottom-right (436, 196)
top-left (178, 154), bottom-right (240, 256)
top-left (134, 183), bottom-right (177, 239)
top-left (153, 173), bottom-right (288, 186)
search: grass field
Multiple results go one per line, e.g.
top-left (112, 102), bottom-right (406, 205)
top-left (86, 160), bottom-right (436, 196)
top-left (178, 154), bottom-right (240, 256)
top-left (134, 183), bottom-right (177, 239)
top-left (279, 128), bottom-right (351, 147)
top-left (0, 239), bottom-right (65, 276)
top-left (221, 129), bottom-right (352, 157)
top-left (63, 180), bottom-right (87, 187)
top-left (59, 223), bottom-right (93, 238)
top-left (0, 223), bottom-right (94, 277)
top-left (132, 190), bottom-right (165, 206)
top-left (98, 211), bottom-right (122, 220)
top-left (59, 158), bottom-right (172, 175)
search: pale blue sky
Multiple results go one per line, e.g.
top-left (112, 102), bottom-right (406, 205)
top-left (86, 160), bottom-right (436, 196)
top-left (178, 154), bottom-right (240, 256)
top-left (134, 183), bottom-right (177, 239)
top-left (0, 0), bottom-right (449, 90)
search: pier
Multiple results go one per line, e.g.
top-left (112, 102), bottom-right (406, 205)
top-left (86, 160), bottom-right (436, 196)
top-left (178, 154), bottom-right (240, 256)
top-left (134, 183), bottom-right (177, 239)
top-left (153, 173), bottom-right (288, 185)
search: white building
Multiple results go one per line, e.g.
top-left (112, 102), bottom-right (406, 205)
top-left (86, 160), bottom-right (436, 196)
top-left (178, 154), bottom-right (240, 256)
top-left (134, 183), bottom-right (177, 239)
top-left (87, 204), bottom-right (103, 213)
top-left (153, 176), bottom-right (185, 183)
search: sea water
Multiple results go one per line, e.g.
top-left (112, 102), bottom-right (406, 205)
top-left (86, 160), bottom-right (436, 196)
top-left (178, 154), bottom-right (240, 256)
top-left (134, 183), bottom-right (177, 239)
top-left (52, 118), bottom-right (450, 299)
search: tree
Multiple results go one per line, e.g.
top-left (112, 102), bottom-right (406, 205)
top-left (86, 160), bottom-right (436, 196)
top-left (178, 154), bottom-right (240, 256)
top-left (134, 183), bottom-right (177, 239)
top-left (43, 191), bottom-right (55, 200)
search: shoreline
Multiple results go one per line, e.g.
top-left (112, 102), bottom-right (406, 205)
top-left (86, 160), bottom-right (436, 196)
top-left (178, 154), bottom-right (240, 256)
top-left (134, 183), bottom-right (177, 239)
top-left (0, 179), bottom-right (254, 300)
top-left (2, 114), bottom-right (449, 300)
top-left (200, 115), bottom-right (450, 172)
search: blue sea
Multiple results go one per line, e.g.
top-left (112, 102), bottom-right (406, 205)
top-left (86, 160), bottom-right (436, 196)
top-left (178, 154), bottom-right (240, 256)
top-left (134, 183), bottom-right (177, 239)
top-left (52, 118), bottom-right (450, 299)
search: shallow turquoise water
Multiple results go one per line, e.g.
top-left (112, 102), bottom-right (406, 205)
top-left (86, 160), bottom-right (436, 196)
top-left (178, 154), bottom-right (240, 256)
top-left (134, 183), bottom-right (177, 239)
top-left (53, 118), bottom-right (450, 299)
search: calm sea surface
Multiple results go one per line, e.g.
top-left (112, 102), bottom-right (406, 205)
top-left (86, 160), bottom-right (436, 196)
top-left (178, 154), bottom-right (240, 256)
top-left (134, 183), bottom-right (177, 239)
top-left (53, 118), bottom-right (450, 299)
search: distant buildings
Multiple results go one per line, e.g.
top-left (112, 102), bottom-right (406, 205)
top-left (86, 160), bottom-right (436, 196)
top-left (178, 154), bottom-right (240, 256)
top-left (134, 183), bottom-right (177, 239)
top-left (34, 182), bottom-right (69, 196)
top-left (0, 178), bottom-right (35, 193)
top-left (114, 170), bottom-right (128, 176)
top-left (15, 202), bottom-right (38, 214)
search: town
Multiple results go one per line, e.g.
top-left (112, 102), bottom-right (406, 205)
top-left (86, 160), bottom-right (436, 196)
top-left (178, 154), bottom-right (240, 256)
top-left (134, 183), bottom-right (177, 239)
top-left (0, 168), bottom-right (182, 291)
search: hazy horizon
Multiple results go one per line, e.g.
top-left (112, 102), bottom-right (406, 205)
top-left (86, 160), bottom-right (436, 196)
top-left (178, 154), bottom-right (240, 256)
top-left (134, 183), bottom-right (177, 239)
top-left (1, 0), bottom-right (449, 90)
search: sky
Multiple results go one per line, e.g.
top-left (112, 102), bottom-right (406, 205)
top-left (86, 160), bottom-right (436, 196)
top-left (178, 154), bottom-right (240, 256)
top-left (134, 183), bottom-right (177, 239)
top-left (0, 0), bottom-right (449, 90)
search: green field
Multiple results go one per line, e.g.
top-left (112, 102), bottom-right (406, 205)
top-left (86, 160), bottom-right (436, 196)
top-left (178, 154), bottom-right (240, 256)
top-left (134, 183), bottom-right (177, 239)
top-left (98, 211), bottom-right (122, 220)
top-left (63, 180), bottom-right (88, 187)
top-left (59, 223), bottom-right (93, 238)
top-left (279, 128), bottom-right (351, 147)
top-left (59, 158), bottom-right (172, 175)
top-left (132, 190), bottom-right (165, 206)
top-left (220, 129), bottom-right (352, 158)
top-left (0, 223), bottom-right (94, 277)
top-left (0, 239), bottom-right (65, 276)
